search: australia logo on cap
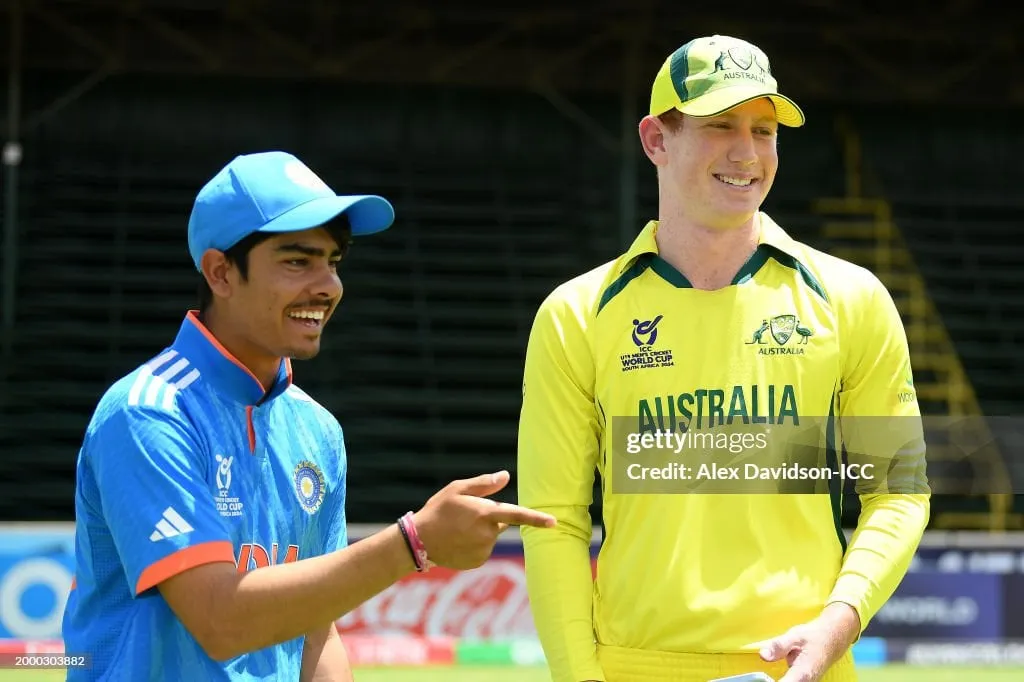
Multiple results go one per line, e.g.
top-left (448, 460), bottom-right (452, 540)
top-left (293, 460), bottom-right (326, 514)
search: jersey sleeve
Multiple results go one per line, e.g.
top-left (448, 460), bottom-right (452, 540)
top-left (87, 404), bottom-right (235, 596)
top-left (517, 288), bottom-right (605, 682)
top-left (828, 272), bottom-right (930, 632)
top-left (320, 423), bottom-right (349, 554)
top-left (834, 271), bottom-right (930, 493)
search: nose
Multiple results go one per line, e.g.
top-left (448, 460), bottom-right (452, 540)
top-left (312, 263), bottom-right (343, 303)
top-left (727, 129), bottom-right (758, 166)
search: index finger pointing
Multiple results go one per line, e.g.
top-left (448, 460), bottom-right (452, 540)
top-left (487, 503), bottom-right (557, 528)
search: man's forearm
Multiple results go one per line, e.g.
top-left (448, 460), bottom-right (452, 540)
top-left (523, 510), bottom-right (605, 682)
top-left (828, 493), bottom-right (929, 630)
top-left (162, 471), bottom-right (551, 662)
top-left (216, 524), bottom-right (414, 659)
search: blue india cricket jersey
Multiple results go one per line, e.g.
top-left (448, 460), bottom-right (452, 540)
top-left (62, 311), bottom-right (349, 681)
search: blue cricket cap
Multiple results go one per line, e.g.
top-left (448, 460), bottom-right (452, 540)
top-left (187, 151), bottom-right (395, 270)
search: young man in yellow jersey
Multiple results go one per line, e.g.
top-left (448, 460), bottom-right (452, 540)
top-left (517, 34), bottom-right (930, 682)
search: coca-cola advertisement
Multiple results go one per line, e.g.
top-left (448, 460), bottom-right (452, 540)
top-left (337, 557), bottom-right (592, 639)
top-left (336, 527), bottom-right (600, 639)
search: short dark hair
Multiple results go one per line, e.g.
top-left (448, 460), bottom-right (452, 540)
top-left (196, 218), bottom-right (353, 313)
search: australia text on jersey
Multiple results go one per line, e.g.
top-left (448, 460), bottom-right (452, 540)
top-left (637, 383), bottom-right (799, 434)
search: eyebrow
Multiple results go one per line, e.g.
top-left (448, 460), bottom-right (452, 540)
top-left (275, 243), bottom-right (343, 258)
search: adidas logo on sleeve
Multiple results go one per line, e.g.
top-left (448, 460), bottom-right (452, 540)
top-left (149, 507), bottom-right (194, 542)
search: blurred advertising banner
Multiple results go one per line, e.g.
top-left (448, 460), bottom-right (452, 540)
top-left (863, 573), bottom-right (1003, 640)
top-left (886, 640), bottom-right (1024, 666)
top-left (0, 527), bottom-right (75, 641)
top-left (1, 524), bottom-right (1023, 643)
top-left (337, 558), bottom-right (534, 638)
top-left (910, 546), bottom-right (1024, 573)
top-left (334, 552), bottom-right (1021, 642)
top-left (335, 556), bottom-right (597, 639)
top-left (334, 527), bottom-right (597, 639)
top-left (1003, 572), bottom-right (1024, 639)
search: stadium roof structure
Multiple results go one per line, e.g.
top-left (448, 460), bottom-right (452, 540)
top-left (2, 0), bottom-right (1021, 108)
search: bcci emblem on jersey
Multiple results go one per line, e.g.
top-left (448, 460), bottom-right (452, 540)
top-left (620, 315), bottom-right (675, 372)
top-left (293, 460), bottom-right (326, 515)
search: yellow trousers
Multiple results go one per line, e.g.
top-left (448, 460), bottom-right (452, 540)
top-left (596, 645), bottom-right (858, 682)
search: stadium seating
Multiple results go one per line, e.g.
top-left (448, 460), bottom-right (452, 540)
top-left (849, 111), bottom-right (1024, 527)
top-left (1, 77), bottom-right (1020, 529)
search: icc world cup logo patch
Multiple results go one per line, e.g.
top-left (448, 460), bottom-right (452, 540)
top-left (293, 460), bottom-right (326, 515)
top-left (631, 315), bottom-right (663, 347)
top-left (621, 314), bottom-right (674, 372)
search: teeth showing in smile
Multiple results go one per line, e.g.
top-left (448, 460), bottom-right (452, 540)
top-left (716, 175), bottom-right (753, 187)
top-left (289, 310), bottom-right (325, 321)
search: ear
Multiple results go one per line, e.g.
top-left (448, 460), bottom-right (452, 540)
top-left (638, 115), bottom-right (670, 167)
top-left (199, 249), bottom-right (235, 300)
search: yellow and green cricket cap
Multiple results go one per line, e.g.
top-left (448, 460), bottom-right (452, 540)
top-left (649, 35), bottom-right (805, 127)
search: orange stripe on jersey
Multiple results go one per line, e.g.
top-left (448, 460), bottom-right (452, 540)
top-left (185, 310), bottom-right (268, 393)
top-left (246, 405), bottom-right (256, 453)
top-left (135, 540), bottom-right (235, 595)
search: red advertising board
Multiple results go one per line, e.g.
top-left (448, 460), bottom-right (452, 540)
top-left (340, 635), bottom-right (456, 666)
top-left (336, 556), bottom-right (597, 638)
top-left (337, 557), bottom-right (530, 638)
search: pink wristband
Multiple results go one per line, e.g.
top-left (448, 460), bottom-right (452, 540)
top-left (400, 512), bottom-right (430, 572)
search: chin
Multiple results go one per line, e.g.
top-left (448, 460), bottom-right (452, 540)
top-left (285, 343), bottom-right (322, 361)
top-left (719, 199), bottom-right (763, 222)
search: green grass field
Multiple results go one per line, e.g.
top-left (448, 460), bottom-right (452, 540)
top-left (1, 666), bottom-right (1022, 681)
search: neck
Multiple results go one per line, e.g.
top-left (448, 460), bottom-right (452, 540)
top-left (198, 307), bottom-right (279, 393)
top-left (654, 210), bottom-right (760, 291)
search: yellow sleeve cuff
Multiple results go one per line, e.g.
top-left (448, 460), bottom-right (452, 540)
top-left (828, 493), bottom-right (929, 631)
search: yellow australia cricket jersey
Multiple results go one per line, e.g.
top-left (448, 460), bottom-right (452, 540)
top-left (518, 213), bottom-right (930, 682)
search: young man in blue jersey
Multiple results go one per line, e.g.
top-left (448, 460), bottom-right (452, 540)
top-left (61, 151), bottom-right (556, 681)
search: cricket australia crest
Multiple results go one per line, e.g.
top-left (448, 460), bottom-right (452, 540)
top-left (770, 314), bottom-right (797, 345)
top-left (747, 314), bottom-right (813, 356)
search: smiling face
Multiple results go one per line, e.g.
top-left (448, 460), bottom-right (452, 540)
top-left (201, 222), bottom-right (351, 372)
top-left (235, 227), bottom-right (347, 360)
top-left (640, 97), bottom-right (779, 231)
